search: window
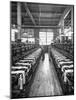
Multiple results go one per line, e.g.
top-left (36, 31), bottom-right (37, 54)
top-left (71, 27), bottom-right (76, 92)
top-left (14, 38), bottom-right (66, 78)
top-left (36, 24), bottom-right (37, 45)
top-left (28, 38), bottom-right (35, 43)
top-left (47, 32), bottom-right (53, 45)
top-left (39, 32), bottom-right (47, 45)
top-left (21, 38), bottom-right (35, 44)
top-left (39, 32), bottom-right (53, 45)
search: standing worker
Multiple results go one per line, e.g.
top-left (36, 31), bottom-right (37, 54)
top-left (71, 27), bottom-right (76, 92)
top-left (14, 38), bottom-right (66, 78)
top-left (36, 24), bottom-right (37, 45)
top-left (41, 46), bottom-right (45, 61)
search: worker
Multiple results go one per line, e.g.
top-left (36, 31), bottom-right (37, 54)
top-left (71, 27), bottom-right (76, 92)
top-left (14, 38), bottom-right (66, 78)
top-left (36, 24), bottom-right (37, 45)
top-left (41, 46), bottom-right (45, 61)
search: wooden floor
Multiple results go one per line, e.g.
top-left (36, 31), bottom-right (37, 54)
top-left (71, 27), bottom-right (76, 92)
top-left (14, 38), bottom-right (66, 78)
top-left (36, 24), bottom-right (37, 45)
top-left (29, 53), bottom-right (63, 97)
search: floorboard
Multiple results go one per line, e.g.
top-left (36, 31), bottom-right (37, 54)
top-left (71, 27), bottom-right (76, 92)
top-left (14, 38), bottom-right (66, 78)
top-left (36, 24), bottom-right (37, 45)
top-left (29, 53), bottom-right (63, 97)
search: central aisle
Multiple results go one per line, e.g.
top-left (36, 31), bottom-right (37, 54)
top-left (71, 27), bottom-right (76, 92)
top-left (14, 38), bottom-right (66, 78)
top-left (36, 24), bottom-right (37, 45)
top-left (29, 53), bottom-right (63, 97)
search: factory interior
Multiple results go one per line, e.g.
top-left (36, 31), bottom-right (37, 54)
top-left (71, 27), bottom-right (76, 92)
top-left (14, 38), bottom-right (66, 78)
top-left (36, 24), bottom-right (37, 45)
top-left (10, 1), bottom-right (74, 99)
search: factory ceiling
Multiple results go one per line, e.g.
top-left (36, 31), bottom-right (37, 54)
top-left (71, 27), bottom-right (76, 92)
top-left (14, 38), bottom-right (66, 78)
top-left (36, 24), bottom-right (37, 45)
top-left (11, 2), bottom-right (71, 28)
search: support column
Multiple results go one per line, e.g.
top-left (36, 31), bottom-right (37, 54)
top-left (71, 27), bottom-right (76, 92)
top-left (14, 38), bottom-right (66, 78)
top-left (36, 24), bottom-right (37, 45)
top-left (58, 17), bottom-right (64, 43)
top-left (62, 20), bottom-right (64, 34)
top-left (17, 2), bottom-right (21, 40)
top-left (34, 29), bottom-right (39, 44)
top-left (71, 6), bottom-right (74, 44)
top-left (59, 28), bottom-right (62, 43)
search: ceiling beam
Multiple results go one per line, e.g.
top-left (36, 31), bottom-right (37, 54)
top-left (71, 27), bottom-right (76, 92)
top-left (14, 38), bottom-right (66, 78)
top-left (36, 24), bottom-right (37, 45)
top-left (12, 12), bottom-right (62, 17)
top-left (32, 12), bottom-right (62, 16)
top-left (11, 24), bottom-right (62, 29)
top-left (21, 12), bottom-right (62, 16)
top-left (24, 3), bottom-right (36, 25)
top-left (38, 4), bottom-right (68, 8)
top-left (27, 11), bottom-right (64, 13)
top-left (23, 17), bottom-right (60, 20)
top-left (24, 16), bottom-right (60, 19)
top-left (21, 25), bottom-right (61, 29)
top-left (58, 6), bottom-right (72, 25)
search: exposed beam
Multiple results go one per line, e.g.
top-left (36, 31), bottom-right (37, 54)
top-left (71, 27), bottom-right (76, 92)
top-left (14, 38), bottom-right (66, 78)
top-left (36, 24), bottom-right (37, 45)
top-left (22, 12), bottom-right (62, 16)
top-left (21, 25), bottom-right (61, 29)
top-left (26, 11), bottom-right (64, 14)
top-left (24, 3), bottom-right (36, 25)
top-left (32, 12), bottom-right (62, 16)
top-left (38, 4), bottom-right (69, 8)
top-left (59, 6), bottom-right (72, 25)
top-left (12, 12), bottom-right (62, 18)
top-left (37, 19), bottom-right (59, 21)
top-left (24, 16), bottom-right (61, 19)
top-left (12, 12), bottom-right (62, 16)
top-left (23, 17), bottom-right (60, 21)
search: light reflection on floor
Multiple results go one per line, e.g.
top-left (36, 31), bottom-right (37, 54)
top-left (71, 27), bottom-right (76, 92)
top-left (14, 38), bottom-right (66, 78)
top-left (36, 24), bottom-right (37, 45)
top-left (29, 53), bottom-right (63, 97)
top-left (42, 54), bottom-right (51, 75)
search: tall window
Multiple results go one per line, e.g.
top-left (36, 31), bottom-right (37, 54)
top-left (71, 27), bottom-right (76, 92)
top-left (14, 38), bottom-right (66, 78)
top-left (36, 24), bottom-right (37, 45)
top-left (47, 32), bottom-right (53, 45)
top-left (39, 32), bottom-right (53, 45)
top-left (39, 32), bottom-right (47, 45)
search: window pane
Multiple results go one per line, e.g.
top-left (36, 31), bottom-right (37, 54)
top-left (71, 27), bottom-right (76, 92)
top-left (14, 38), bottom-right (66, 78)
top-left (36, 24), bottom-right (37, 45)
top-left (47, 32), bottom-right (53, 45)
top-left (39, 32), bottom-right (46, 45)
top-left (28, 38), bottom-right (35, 43)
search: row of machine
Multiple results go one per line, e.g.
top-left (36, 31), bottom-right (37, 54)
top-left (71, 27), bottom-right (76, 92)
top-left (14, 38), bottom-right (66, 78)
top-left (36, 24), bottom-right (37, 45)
top-left (11, 41), bottom-right (42, 98)
top-left (49, 46), bottom-right (74, 95)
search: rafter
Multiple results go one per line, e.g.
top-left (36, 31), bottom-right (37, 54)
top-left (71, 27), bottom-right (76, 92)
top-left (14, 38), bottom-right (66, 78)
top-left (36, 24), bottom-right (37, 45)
top-left (24, 3), bottom-right (36, 26)
top-left (21, 25), bottom-right (61, 29)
